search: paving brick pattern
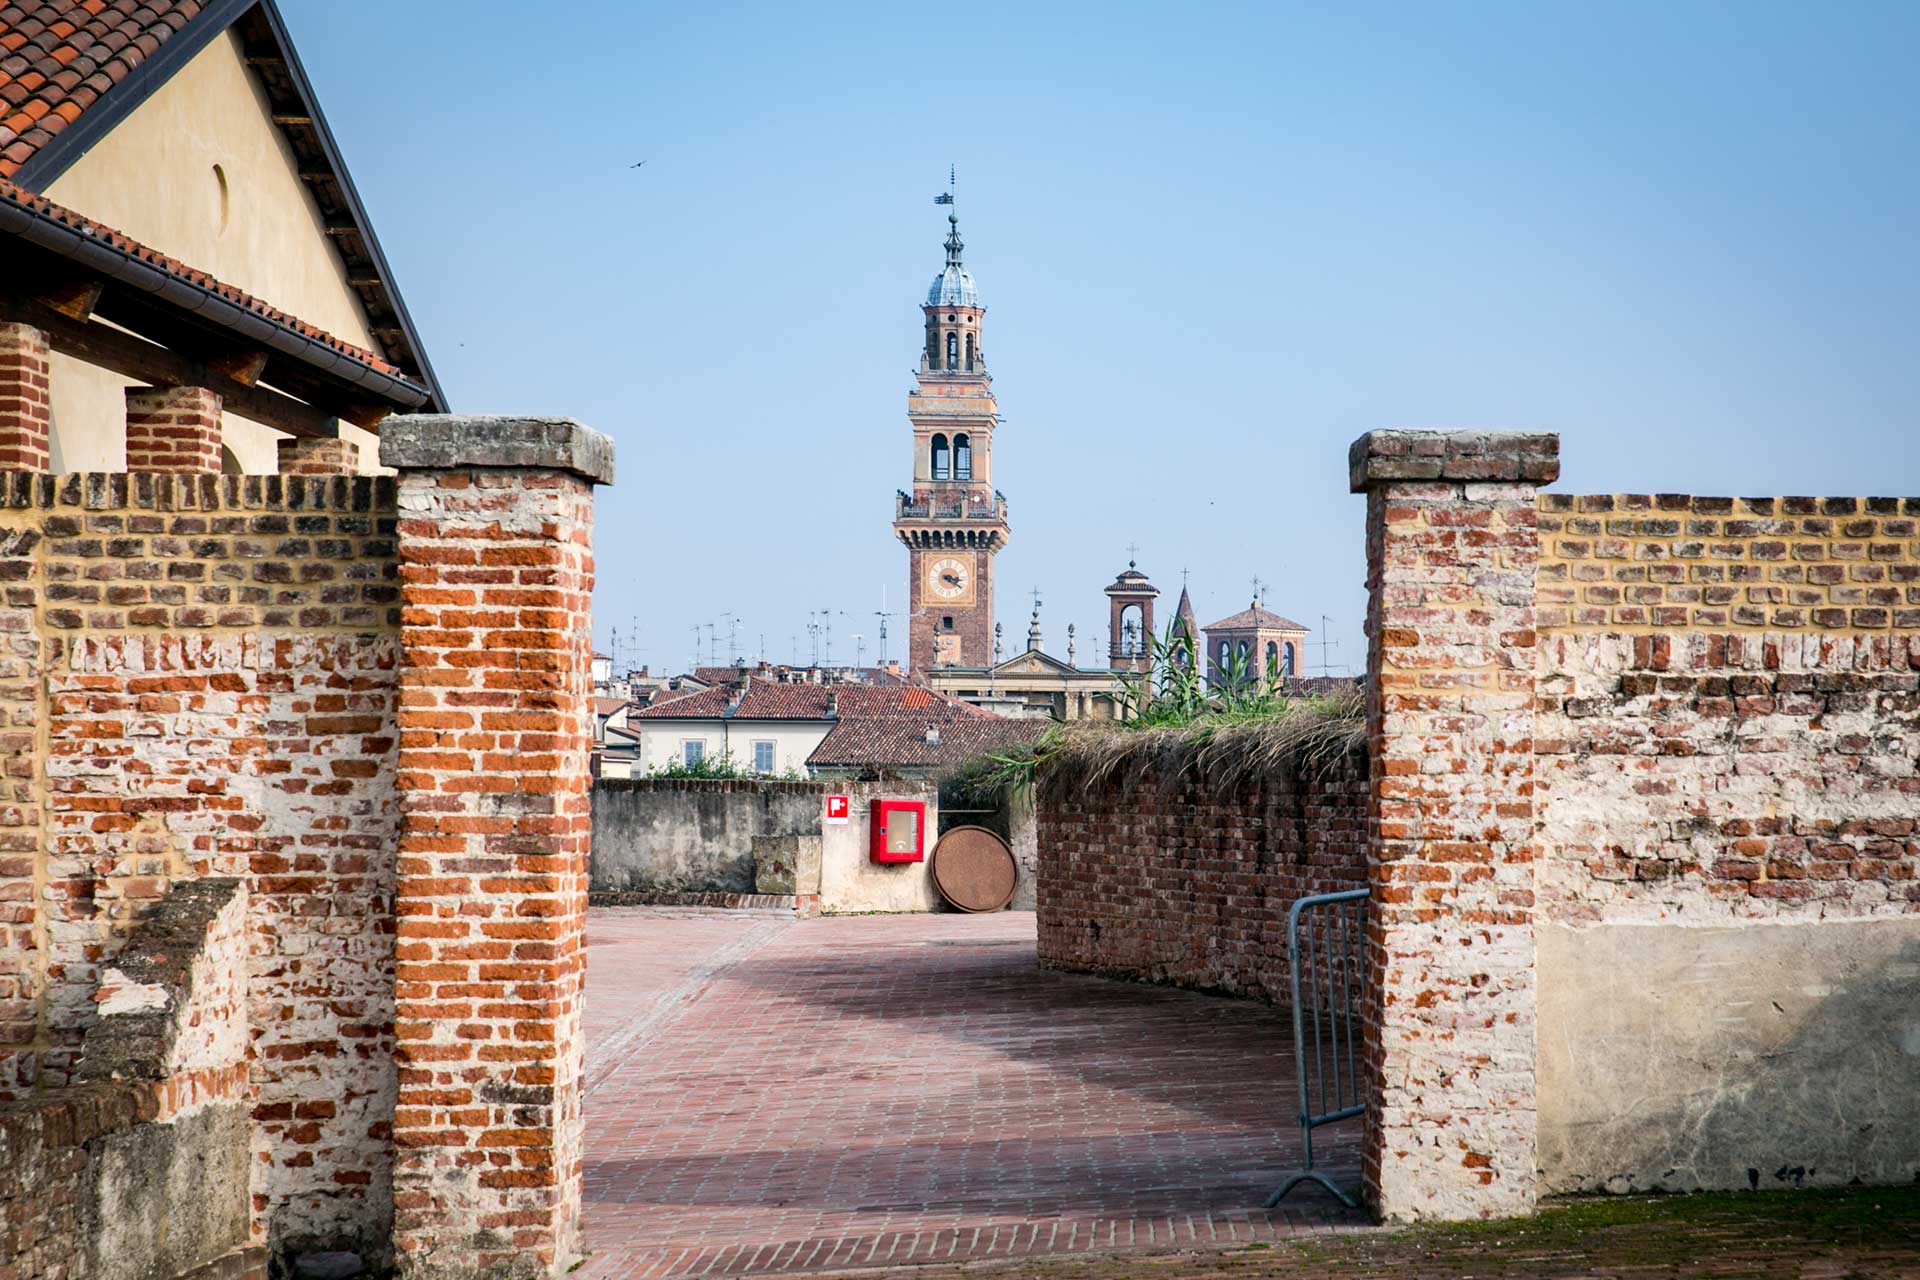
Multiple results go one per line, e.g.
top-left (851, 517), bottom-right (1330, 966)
top-left (579, 909), bottom-right (1363, 1279)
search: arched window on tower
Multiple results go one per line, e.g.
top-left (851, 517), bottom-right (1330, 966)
top-left (953, 434), bottom-right (972, 480)
top-left (965, 333), bottom-right (976, 371)
top-left (1282, 641), bottom-right (1296, 676)
top-left (930, 434), bottom-right (950, 481)
top-left (946, 332), bottom-right (958, 371)
top-left (1265, 641), bottom-right (1279, 678)
top-left (1218, 640), bottom-right (1231, 670)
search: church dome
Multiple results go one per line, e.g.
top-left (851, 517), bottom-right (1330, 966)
top-left (927, 264), bottom-right (979, 308)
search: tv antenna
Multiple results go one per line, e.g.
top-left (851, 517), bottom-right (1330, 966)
top-left (1314, 613), bottom-right (1342, 677)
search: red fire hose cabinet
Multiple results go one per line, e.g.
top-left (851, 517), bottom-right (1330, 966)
top-left (870, 797), bottom-right (927, 864)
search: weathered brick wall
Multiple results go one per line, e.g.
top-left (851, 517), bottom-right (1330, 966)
top-left (1350, 431), bottom-right (1553, 1224)
top-left (0, 473), bottom-right (403, 1265)
top-left (384, 416), bottom-right (610, 1280)
top-left (1536, 494), bottom-right (1918, 920)
top-left (1532, 493), bottom-right (1919, 1194)
top-left (0, 877), bottom-right (259, 1280)
top-left (1034, 748), bottom-right (1369, 1003)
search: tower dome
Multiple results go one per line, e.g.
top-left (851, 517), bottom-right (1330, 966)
top-left (926, 213), bottom-right (980, 307)
top-left (927, 265), bottom-right (979, 308)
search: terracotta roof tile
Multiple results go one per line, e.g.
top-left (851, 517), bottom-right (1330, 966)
top-left (806, 716), bottom-right (1047, 769)
top-left (627, 679), bottom-right (991, 724)
top-left (0, 176), bottom-right (414, 381)
top-left (0, 2), bottom-right (210, 180)
top-left (1203, 605), bottom-right (1310, 632)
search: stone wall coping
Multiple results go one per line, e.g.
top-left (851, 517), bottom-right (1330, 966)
top-left (76, 877), bottom-right (242, 1085)
top-left (593, 777), bottom-right (827, 795)
top-left (1349, 429), bottom-right (1560, 492)
top-left (379, 415), bottom-right (615, 485)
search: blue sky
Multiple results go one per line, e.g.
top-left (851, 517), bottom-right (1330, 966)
top-left (284, 1), bottom-right (1920, 675)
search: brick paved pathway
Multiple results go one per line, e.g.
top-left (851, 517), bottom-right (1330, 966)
top-left (579, 908), bottom-right (1363, 1278)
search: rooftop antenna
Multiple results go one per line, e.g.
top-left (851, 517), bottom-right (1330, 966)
top-left (1315, 613), bottom-right (1342, 678)
top-left (720, 612), bottom-right (740, 666)
top-left (852, 633), bottom-right (866, 668)
top-left (806, 614), bottom-right (822, 667)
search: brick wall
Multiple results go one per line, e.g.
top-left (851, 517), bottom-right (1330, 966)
top-left (0, 323), bottom-right (51, 472)
top-left (1035, 747), bottom-right (1369, 1003)
top-left (1350, 430), bottom-right (1553, 1224)
top-left (383, 416), bottom-right (610, 1280)
top-left (124, 386), bottom-right (224, 475)
top-left (1535, 493), bottom-right (1919, 920)
top-left (0, 472), bottom-right (405, 1267)
top-left (1342, 437), bottom-right (1918, 1218)
top-left (1531, 492), bottom-right (1919, 1195)
top-left (0, 417), bottom-right (611, 1278)
top-left (0, 877), bottom-right (258, 1280)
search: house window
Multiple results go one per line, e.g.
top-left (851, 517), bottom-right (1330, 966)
top-left (682, 740), bottom-right (705, 766)
top-left (753, 740), bottom-right (775, 773)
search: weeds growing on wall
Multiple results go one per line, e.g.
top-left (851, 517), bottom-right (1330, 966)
top-left (962, 620), bottom-right (1365, 795)
top-left (645, 751), bottom-right (806, 782)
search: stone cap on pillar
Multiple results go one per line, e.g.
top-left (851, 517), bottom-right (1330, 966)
top-left (1349, 429), bottom-right (1559, 493)
top-left (379, 415), bottom-right (615, 485)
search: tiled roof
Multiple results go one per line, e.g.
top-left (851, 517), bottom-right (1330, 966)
top-left (807, 716), bottom-right (1047, 769)
top-left (628, 686), bottom-right (729, 719)
top-left (1203, 606), bottom-right (1309, 633)
top-left (0, 0), bottom-right (207, 179)
top-left (593, 696), bottom-right (627, 718)
top-left (0, 177), bottom-right (413, 381)
top-left (628, 680), bottom-right (988, 723)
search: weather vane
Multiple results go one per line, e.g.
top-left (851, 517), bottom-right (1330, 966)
top-left (934, 164), bottom-right (955, 207)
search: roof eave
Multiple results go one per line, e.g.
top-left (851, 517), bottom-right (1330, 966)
top-left (11, 0), bottom-right (448, 412)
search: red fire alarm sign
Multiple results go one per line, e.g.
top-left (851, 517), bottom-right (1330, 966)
top-left (825, 795), bottom-right (850, 825)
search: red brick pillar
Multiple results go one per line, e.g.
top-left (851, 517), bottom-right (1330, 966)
top-left (125, 384), bottom-right (222, 473)
top-left (277, 435), bottom-right (361, 475)
top-left (0, 322), bottom-right (52, 471)
top-left (383, 416), bottom-right (613, 1279)
top-left (1351, 429), bottom-right (1558, 1221)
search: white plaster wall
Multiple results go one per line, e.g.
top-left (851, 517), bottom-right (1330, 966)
top-left (819, 780), bottom-right (942, 914)
top-left (1538, 917), bottom-right (1920, 1193)
top-left (631, 719), bottom-right (828, 776)
top-left (41, 30), bottom-right (384, 473)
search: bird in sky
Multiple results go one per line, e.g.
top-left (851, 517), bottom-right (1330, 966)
top-left (630, 160), bottom-right (647, 169)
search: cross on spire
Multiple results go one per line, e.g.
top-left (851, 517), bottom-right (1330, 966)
top-left (1125, 540), bottom-right (1140, 569)
top-left (1250, 574), bottom-right (1265, 608)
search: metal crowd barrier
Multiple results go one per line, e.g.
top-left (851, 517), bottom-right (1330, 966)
top-left (1266, 886), bottom-right (1368, 1208)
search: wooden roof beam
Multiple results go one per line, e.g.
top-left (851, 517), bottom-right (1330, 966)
top-left (3, 293), bottom-right (340, 440)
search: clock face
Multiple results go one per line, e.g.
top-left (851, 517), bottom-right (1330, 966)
top-left (927, 556), bottom-right (971, 601)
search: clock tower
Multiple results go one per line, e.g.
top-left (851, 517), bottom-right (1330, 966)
top-left (895, 207), bottom-right (1009, 672)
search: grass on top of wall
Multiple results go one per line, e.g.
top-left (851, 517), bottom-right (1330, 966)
top-left (962, 623), bottom-right (1366, 795)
